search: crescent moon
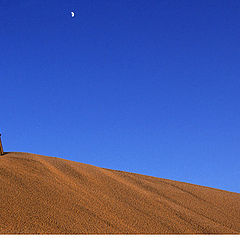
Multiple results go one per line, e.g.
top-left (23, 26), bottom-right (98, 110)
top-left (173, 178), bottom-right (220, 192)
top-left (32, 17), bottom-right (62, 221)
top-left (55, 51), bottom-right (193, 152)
top-left (71, 12), bottom-right (75, 17)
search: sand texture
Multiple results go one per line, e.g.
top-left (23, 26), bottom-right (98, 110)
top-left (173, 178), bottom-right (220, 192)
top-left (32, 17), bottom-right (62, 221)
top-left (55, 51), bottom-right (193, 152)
top-left (0, 152), bottom-right (240, 234)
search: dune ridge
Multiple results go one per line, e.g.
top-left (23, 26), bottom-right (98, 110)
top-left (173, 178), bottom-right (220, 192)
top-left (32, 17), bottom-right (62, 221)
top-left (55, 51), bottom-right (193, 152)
top-left (0, 152), bottom-right (240, 234)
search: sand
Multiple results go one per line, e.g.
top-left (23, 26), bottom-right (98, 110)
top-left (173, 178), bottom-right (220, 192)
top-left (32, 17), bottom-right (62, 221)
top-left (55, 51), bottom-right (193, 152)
top-left (0, 152), bottom-right (239, 234)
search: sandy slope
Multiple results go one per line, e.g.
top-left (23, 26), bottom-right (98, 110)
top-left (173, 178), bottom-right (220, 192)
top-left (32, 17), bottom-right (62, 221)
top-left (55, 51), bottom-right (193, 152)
top-left (0, 152), bottom-right (239, 234)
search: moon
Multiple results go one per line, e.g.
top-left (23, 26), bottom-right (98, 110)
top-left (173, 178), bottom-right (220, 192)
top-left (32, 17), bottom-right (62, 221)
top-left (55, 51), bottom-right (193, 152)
top-left (71, 12), bottom-right (75, 17)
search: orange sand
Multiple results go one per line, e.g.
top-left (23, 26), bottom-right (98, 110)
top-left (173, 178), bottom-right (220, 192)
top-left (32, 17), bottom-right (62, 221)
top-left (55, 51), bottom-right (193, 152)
top-left (0, 152), bottom-right (240, 234)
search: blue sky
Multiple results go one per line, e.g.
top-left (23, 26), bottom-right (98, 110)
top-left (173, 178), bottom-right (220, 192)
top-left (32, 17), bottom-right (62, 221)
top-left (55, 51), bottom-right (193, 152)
top-left (1, 0), bottom-right (240, 193)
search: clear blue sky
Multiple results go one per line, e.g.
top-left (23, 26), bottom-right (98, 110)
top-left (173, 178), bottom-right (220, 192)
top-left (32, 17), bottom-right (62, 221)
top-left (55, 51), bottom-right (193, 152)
top-left (1, 0), bottom-right (240, 193)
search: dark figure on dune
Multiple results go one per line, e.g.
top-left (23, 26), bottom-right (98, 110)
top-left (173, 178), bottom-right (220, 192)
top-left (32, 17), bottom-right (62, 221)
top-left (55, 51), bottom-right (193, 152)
top-left (0, 133), bottom-right (4, 155)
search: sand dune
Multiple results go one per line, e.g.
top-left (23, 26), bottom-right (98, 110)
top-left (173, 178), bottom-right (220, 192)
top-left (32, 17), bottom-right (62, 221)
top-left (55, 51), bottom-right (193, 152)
top-left (0, 152), bottom-right (239, 234)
